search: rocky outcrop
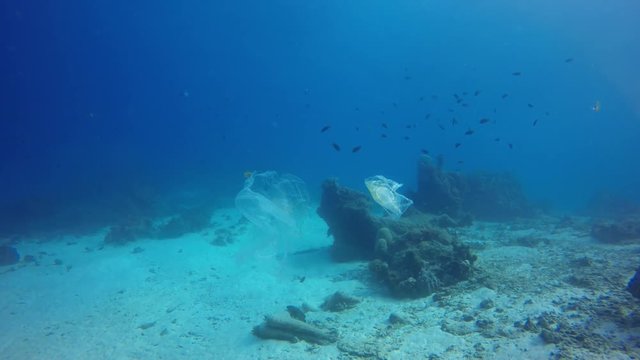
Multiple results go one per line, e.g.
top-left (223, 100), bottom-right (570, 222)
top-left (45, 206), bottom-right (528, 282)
top-left (317, 179), bottom-right (477, 298)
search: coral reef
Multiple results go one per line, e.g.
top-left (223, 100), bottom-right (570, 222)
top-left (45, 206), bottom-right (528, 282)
top-left (591, 217), bottom-right (640, 243)
top-left (320, 291), bottom-right (361, 312)
top-left (463, 172), bottom-right (533, 221)
top-left (369, 214), bottom-right (476, 298)
top-left (413, 155), bottom-right (467, 218)
top-left (411, 155), bottom-right (533, 221)
top-left (317, 179), bottom-right (476, 298)
top-left (317, 179), bottom-right (382, 261)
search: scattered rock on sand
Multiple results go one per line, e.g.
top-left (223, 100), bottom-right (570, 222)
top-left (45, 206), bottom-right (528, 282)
top-left (0, 245), bottom-right (19, 266)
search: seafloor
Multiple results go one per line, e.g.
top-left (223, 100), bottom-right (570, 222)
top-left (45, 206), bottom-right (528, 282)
top-left (1, 208), bottom-right (639, 360)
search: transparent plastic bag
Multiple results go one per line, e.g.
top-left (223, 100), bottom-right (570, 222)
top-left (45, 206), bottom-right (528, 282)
top-left (365, 175), bottom-right (413, 218)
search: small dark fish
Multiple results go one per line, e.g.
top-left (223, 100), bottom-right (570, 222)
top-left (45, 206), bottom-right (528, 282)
top-left (448, 108), bottom-right (454, 113)
top-left (464, 129), bottom-right (474, 135)
top-left (453, 93), bottom-right (461, 100)
top-left (501, 93), bottom-right (509, 99)
top-left (405, 124), bottom-right (412, 129)
top-left (533, 119), bottom-right (538, 126)
top-left (457, 160), bottom-right (464, 164)
top-left (320, 125), bottom-right (331, 133)
top-left (382, 123), bottom-right (388, 129)
top-left (332, 143), bottom-right (341, 151)
top-left (512, 72), bottom-right (521, 76)
top-left (461, 103), bottom-right (469, 107)
top-left (425, 113), bottom-right (431, 120)
top-left (352, 145), bottom-right (362, 153)
top-left (508, 143), bottom-right (513, 149)
top-left (451, 118), bottom-right (458, 125)
top-left (298, 276), bottom-right (306, 283)
top-left (474, 90), bottom-right (481, 96)
top-left (479, 118), bottom-right (490, 124)
top-left (420, 148), bottom-right (429, 155)
top-left (454, 143), bottom-right (461, 148)
top-left (393, 102), bottom-right (398, 108)
top-left (565, 58), bottom-right (573, 63)
top-left (355, 107), bottom-right (360, 111)
top-left (403, 136), bottom-right (410, 140)
top-left (494, 137), bottom-right (501, 142)
top-left (355, 126), bottom-right (360, 131)
top-left (463, 91), bottom-right (468, 96)
top-left (286, 305), bottom-right (306, 322)
top-left (437, 124), bottom-right (445, 130)
top-left (381, 133), bottom-right (388, 138)
top-left (419, 96), bottom-right (424, 101)
top-left (545, 112), bottom-right (550, 116)
top-left (528, 103), bottom-right (534, 108)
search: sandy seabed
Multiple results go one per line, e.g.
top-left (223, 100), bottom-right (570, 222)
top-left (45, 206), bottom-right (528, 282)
top-left (1, 207), bottom-right (639, 360)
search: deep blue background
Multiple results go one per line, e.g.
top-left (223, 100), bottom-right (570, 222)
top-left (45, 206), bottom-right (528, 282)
top-left (1, 0), bottom-right (639, 235)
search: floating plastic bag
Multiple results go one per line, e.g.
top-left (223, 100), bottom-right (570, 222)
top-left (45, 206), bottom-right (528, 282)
top-left (235, 171), bottom-right (310, 261)
top-left (365, 175), bottom-right (413, 218)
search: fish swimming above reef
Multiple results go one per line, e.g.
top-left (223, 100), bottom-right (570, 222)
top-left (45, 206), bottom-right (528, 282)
top-left (425, 113), bottom-right (431, 120)
top-left (508, 143), bottom-right (513, 149)
top-left (332, 143), bottom-right (341, 151)
top-left (474, 90), bottom-right (481, 96)
top-left (533, 119), bottom-right (538, 126)
top-left (501, 94), bottom-right (509, 99)
top-left (352, 146), bottom-right (362, 153)
top-left (592, 100), bottom-right (601, 112)
top-left (528, 103), bottom-right (534, 108)
top-left (455, 143), bottom-right (461, 148)
top-left (320, 125), bottom-right (331, 133)
top-left (464, 129), bottom-right (474, 135)
top-left (512, 72), bottom-right (522, 76)
top-left (479, 118), bottom-right (491, 124)
top-left (382, 123), bottom-right (388, 129)
top-left (420, 148), bottom-right (429, 155)
top-left (565, 58), bottom-right (574, 63)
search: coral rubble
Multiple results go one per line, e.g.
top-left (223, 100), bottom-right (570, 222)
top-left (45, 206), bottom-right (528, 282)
top-left (252, 311), bottom-right (337, 345)
top-left (591, 217), bottom-right (640, 243)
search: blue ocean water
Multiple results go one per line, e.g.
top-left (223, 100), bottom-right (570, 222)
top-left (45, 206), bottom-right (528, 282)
top-left (2, 1), bottom-right (639, 235)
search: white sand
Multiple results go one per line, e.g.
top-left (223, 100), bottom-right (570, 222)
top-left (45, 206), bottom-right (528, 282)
top-left (1, 210), bottom-right (638, 359)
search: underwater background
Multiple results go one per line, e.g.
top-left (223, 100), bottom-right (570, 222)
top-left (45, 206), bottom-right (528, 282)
top-left (2, 0), bottom-right (639, 237)
top-left (2, 1), bottom-right (640, 359)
